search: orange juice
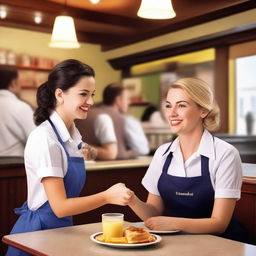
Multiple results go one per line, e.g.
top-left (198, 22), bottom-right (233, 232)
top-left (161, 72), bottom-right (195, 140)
top-left (102, 220), bottom-right (124, 239)
top-left (102, 213), bottom-right (124, 240)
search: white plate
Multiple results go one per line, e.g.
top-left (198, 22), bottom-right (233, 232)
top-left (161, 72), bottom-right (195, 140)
top-left (90, 232), bottom-right (161, 248)
top-left (131, 222), bottom-right (180, 234)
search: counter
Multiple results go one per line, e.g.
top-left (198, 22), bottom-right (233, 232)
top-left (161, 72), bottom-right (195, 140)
top-left (1, 157), bottom-right (256, 256)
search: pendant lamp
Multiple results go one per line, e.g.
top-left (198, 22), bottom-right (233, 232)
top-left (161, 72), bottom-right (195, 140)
top-left (137, 0), bottom-right (176, 19)
top-left (49, 1), bottom-right (80, 48)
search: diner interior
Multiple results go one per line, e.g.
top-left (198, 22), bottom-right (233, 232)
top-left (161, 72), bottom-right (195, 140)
top-left (1, 0), bottom-right (256, 255)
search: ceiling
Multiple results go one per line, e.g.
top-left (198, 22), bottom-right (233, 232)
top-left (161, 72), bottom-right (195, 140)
top-left (0, 0), bottom-right (255, 51)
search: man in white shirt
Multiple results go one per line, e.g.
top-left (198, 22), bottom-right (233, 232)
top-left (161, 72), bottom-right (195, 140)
top-left (0, 66), bottom-right (36, 156)
top-left (76, 83), bottom-right (149, 160)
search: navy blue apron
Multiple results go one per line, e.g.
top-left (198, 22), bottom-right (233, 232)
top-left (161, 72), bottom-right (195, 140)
top-left (6, 119), bottom-right (86, 256)
top-left (157, 139), bottom-right (247, 243)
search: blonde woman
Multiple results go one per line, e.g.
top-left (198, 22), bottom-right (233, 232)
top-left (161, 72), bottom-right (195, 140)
top-left (129, 77), bottom-right (247, 242)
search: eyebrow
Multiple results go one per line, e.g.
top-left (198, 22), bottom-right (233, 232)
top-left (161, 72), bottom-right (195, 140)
top-left (79, 89), bottom-right (95, 93)
top-left (166, 100), bottom-right (190, 104)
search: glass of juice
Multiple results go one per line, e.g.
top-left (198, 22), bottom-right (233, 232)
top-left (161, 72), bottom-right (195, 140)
top-left (102, 213), bottom-right (124, 240)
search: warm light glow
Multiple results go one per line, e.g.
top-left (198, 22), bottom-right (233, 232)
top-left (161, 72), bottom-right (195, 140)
top-left (90, 0), bottom-right (100, 4)
top-left (137, 0), bottom-right (176, 19)
top-left (0, 6), bottom-right (7, 19)
top-left (34, 12), bottom-right (42, 24)
top-left (49, 16), bottom-right (80, 48)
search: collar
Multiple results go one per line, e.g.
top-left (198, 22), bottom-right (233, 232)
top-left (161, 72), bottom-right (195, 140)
top-left (0, 89), bottom-right (17, 99)
top-left (49, 111), bottom-right (82, 144)
top-left (197, 129), bottom-right (215, 159)
top-left (162, 129), bottom-right (215, 159)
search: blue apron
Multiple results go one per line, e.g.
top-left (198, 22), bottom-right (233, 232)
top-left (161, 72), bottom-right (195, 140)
top-left (6, 119), bottom-right (86, 256)
top-left (157, 140), bottom-right (247, 243)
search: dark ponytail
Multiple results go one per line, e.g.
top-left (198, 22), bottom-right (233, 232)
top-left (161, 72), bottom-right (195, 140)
top-left (34, 59), bottom-right (95, 125)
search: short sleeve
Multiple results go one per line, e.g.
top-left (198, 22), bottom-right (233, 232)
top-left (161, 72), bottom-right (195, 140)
top-left (214, 146), bottom-right (242, 199)
top-left (124, 115), bottom-right (149, 156)
top-left (17, 102), bottom-right (36, 139)
top-left (95, 114), bottom-right (117, 144)
top-left (25, 127), bottom-right (66, 181)
top-left (142, 144), bottom-right (169, 195)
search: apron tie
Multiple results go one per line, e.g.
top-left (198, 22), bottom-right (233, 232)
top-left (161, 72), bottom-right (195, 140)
top-left (14, 201), bottom-right (29, 215)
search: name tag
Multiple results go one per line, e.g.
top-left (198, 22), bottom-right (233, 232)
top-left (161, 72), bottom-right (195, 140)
top-left (176, 191), bottom-right (194, 196)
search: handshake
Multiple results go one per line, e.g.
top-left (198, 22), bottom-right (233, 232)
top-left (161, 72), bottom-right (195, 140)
top-left (104, 183), bottom-right (135, 206)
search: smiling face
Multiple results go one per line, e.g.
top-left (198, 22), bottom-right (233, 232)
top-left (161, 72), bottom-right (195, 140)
top-left (164, 88), bottom-right (207, 136)
top-left (55, 76), bottom-right (96, 128)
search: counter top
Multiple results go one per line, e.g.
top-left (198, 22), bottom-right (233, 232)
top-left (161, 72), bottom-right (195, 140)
top-left (0, 156), bottom-right (24, 168)
top-left (0, 156), bottom-right (255, 179)
top-left (242, 163), bottom-right (256, 181)
top-left (85, 156), bottom-right (152, 171)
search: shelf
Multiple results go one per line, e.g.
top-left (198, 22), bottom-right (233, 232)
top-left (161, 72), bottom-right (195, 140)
top-left (16, 65), bottom-right (52, 71)
top-left (20, 86), bottom-right (39, 89)
top-left (0, 64), bottom-right (52, 72)
top-left (130, 101), bottom-right (150, 106)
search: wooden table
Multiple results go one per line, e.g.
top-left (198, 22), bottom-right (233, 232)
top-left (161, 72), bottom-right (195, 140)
top-left (3, 222), bottom-right (256, 256)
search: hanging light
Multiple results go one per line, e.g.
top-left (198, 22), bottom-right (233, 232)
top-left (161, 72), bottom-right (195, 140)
top-left (0, 6), bottom-right (7, 19)
top-left (34, 12), bottom-right (42, 24)
top-left (89, 0), bottom-right (100, 4)
top-left (49, 15), bottom-right (80, 48)
top-left (49, 0), bottom-right (80, 49)
top-left (137, 0), bottom-right (176, 20)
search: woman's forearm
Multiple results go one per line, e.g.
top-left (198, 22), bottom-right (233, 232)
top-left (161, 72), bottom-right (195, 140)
top-left (128, 195), bottom-right (162, 220)
top-left (166, 217), bottom-right (228, 234)
top-left (52, 192), bottom-right (107, 218)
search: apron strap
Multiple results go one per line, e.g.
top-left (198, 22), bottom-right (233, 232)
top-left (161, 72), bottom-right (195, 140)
top-left (162, 140), bottom-right (174, 174)
top-left (162, 151), bottom-right (173, 174)
top-left (200, 155), bottom-right (209, 177)
top-left (48, 118), bottom-right (70, 157)
top-left (162, 141), bottom-right (173, 156)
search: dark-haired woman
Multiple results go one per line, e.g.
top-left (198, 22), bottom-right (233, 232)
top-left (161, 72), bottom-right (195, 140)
top-left (7, 59), bottom-right (133, 256)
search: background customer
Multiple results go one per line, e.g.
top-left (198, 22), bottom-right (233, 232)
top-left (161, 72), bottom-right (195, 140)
top-left (0, 65), bottom-right (35, 156)
top-left (76, 83), bottom-right (149, 160)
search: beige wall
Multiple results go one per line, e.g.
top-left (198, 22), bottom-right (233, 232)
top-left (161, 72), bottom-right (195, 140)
top-left (0, 26), bottom-right (121, 106)
top-left (103, 9), bottom-right (256, 59)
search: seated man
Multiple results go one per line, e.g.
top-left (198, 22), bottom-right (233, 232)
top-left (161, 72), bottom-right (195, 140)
top-left (76, 83), bottom-right (149, 160)
top-left (0, 66), bottom-right (35, 156)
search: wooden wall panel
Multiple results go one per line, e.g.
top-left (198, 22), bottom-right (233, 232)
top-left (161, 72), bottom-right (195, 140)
top-left (214, 46), bottom-right (229, 132)
top-left (0, 167), bottom-right (27, 256)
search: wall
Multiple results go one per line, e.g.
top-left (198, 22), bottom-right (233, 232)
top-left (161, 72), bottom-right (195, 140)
top-left (0, 26), bottom-right (121, 105)
top-left (1, 9), bottom-right (256, 116)
top-left (103, 9), bottom-right (256, 125)
top-left (103, 9), bottom-right (256, 59)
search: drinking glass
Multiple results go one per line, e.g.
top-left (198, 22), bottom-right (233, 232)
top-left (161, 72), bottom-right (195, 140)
top-left (102, 213), bottom-right (124, 240)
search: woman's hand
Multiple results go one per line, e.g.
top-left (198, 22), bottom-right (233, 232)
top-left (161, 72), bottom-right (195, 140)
top-left (145, 216), bottom-right (177, 231)
top-left (105, 183), bottom-right (134, 206)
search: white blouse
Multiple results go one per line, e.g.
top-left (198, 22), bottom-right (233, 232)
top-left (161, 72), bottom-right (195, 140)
top-left (24, 111), bottom-right (83, 210)
top-left (142, 129), bottom-right (243, 199)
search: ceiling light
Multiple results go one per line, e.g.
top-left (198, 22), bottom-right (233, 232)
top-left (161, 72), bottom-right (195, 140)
top-left (89, 0), bottom-right (100, 4)
top-left (0, 6), bottom-right (7, 19)
top-left (137, 0), bottom-right (176, 19)
top-left (49, 15), bottom-right (80, 49)
top-left (34, 12), bottom-right (42, 24)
